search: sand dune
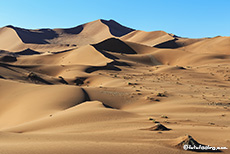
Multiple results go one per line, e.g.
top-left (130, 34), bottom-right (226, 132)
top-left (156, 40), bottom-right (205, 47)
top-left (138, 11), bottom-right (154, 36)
top-left (93, 38), bottom-right (137, 54)
top-left (0, 19), bottom-right (133, 52)
top-left (0, 26), bottom-right (25, 51)
top-left (186, 36), bottom-right (230, 54)
top-left (121, 30), bottom-right (175, 46)
top-left (52, 19), bottom-right (134, 46)
top-left (0, 19), bottom-right (229, 154)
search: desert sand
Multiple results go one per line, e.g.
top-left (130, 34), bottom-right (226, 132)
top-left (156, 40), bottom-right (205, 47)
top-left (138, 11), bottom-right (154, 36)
top-left (0, 19), bottom-right (229, 154)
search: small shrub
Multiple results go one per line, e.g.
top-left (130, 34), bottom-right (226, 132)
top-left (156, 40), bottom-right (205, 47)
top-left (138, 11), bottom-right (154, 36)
top-left (149, 117), bottom-right (154, 121)
top-left (161, 115), bottom-right (168, 118)
top-left (157, 93), bottom-right (166, 97)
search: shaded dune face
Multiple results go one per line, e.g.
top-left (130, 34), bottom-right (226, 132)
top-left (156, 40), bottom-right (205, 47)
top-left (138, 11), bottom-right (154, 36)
top-left (0, 19), bottom-right (230, 154)
top-left (154, 38), bottom-right (205, 49)
top-left (100, 19), bottom-right (135, 37)
top-left (6, 25), bottom-right (59, 44)
top-left (58, 25), bottom-right (84, 35)
top-left (15, 48), bottom-right (40, 55)
top-left (0, 55), bottom-right (17, 62)
top-left (92, 38), bottom-right (137, 54)
top-left (154, 39), bottom-right (181, 49)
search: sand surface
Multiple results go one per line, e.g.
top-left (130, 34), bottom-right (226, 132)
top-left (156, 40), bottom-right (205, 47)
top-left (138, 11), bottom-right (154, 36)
top-left (0, 19), bottom-right (229, 153)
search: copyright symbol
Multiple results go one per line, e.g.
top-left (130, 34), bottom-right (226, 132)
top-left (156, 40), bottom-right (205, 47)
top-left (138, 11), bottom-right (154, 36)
top-left (183, 145), bottom-right (188, 150)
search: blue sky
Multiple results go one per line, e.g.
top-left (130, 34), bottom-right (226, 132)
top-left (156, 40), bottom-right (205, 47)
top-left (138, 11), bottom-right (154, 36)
top-left (0, 0), bottom-right (229, 38)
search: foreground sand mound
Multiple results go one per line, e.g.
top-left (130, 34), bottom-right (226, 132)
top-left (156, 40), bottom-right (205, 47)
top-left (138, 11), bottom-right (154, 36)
top-left (3, 101), bottom-right (137, 133)
top-left (173, 134), bottom-right (222, 152)
top-left (142, 123), bottom-right (171, 131)
top-left (0, 79), bottom-right (88, 129)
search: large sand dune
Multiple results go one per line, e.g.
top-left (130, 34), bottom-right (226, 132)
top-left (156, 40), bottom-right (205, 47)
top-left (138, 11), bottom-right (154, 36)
top-left (0, 19), bottom-right (229, 154)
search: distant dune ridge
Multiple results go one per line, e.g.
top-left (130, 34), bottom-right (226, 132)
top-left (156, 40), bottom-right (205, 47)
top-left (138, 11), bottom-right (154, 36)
top-left (0, 19), bottom-right (229, 154)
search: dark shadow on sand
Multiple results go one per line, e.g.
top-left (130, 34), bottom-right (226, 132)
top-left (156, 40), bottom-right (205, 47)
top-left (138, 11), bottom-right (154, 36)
top-left (85, 63), bottom-right (121, 73)
top-left (62, 25), bottom-right (84, 34)
top-left (154, 38), bottom-right (182, 49)
top-left (6, 25), bottom-right (58, 44)
top-left (100, 19), bottom-right (134, 37)
top-left (15, 48), bottom-right (40, 55)
top-left (92, 38), bottom-right (137, 54)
